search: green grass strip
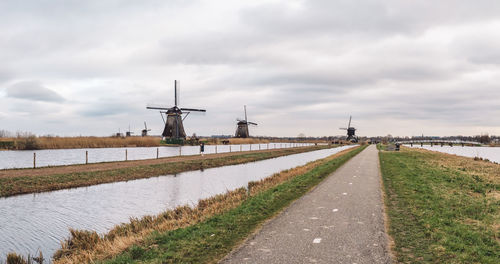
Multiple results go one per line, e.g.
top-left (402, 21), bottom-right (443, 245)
top-left (102, 145), bottom-right (367, 263)
top-left (380, 150), bottom-right (500, 264)
top-left (0, 146), bottom-right (329, 197)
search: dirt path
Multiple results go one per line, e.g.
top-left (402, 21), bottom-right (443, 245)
top-left (0, 147), bottom-right (313, 179)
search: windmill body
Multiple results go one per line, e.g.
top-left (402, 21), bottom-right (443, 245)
top-left (339, 116), bottom-right (358, 142)
top-left (235, 105), bottom-right (257, 138)
top-left (147, 80), bottom-right (206, 140)
top-left (141, 121), bottom-right (151, 137)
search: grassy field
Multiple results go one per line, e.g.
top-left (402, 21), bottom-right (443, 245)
top-left (380, 147), bottom-right (500, 263)
top-left (50, 145), bottom-right (366, 264)
top-left (0, 146), bottom-right (331, 198)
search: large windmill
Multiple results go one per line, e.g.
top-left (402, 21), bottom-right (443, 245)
top-left (141, 122), bottom-right (151, 137)
top-left (147, 80), bottom-right (206, 139)
top-left (339, 116), bottom-right (358, 142)
top-left (235, 105), bottom-right (257, 138)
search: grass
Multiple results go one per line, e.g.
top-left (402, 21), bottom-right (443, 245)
top-left (51, 145), bottom-right (366, 263)
top-left (0, 146), bottom-right (330, 197)
top-left (380, 147), bottom-right (500, 263)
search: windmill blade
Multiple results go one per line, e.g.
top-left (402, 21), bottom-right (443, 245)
top-left (339, 127), bottom-right (347, 130)
top-left (180, 108), bottom-right (206, 112)
top-left (144, 121), bottom-right (147, 130)
top-left (348, 116), bottom-right (352, 127)
top-left (174, 80), bottom-right (180, 106)
top-left (244, 105), bottom-right (247, 122)
top-left (247, 122), bottom-right (258, 125)
top-left (147, 106), bottom-right (173, 110)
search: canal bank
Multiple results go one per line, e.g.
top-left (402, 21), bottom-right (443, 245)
top-left (380, 146), bottom-right (500, 263)
top-left (0, 145), bottom-right (325, 198)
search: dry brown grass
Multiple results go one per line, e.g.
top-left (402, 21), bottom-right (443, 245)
top-left (52, 146), bottom-right (358, 264)
top-left (1, 136), bottom-right (162, 150)
top-left (53, 189), bottom-right (248, 264)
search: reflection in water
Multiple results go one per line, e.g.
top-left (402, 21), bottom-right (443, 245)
top-left (407, 145), bottom-right (500, 163)
top-left (0, 143), bottom-right (312, 169)
top-left (0, 146), bottom-right (354, 260)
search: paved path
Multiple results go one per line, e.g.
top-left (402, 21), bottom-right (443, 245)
top-left (221, 145), bottom-right (392, 264)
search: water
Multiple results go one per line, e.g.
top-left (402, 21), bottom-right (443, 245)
top-left (0, 145), bottom-right (354, 260)
top-left (0, 143), bottom-right (311, 169)
top-left (406, 145), bottom-right (500, 163)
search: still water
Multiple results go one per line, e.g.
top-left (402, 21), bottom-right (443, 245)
top-left (0, 145), bottom-right (354, 260)
top-left (0, 143), bottom-right (311, 170)
top-left (406, 145), bottom-right (500, 163)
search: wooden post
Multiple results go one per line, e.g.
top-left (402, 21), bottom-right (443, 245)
top-left (230, 145), bottom-right (232, 152)
top-left (86, 151), bottom-right (88, 164)
top-left (267, 143), bottom-right (269, 149)
top-left (215, 145), bottom-right (218, 154)
top-left (179, 147), bottom-right (182, 156)
top-left (240, 145), bottom-right (242, 151)
top-left (250, 144), bottom-right (252, 151)
top-left (259, 144), bottom-right (261, 150)
top-left (33, 152), bottom-right (36, 168)
top-left (157, 148), bottom-right (159, 159)
top-left (125, 149), bottom-right (128, 161)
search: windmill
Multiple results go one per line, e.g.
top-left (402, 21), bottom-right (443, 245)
top-left (235, 105), bottom-right (257, 138)
top-left (147, 80), bottom-right (206, 139)
top-left (125, 125), bottom-right (134, 137)
top-left (339, 116), bottom-right (358, 142)
top-left (141, 122), bottom-right (151, 137)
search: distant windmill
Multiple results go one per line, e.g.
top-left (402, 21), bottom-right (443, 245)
top-left (339, 116), bottom-right (358, 142)
top-left (147, 80), bottom-right (206, 139)
top-left (141, 122), bottom-right (151, 137)
top-left (235, 105), bottom-right (257, 138)
top-left (126, 125), bottom-right (134, 137)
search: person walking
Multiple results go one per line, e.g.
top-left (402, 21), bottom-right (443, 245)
top-left (200, 142), bottom-right (205, 156)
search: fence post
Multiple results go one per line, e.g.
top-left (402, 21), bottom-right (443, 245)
top-left (250, 144), bottom-right (252, 151)
top-left (230, 145), bottom-right (232, 152)
top-left (259, 144), bottom-right (261, 150)
top-left (179, 147), bottom-right (182, 156)
top-left (215, 145), bottom-right (218, 154)
top-left (125, 149), bottom-right (128, 161)
top-left (157, 148), bottom-right (159, 159)
top-left (240, 145), bottom-right (242, 151)
top-left (86, 151), bottom-right (88, 164)
top-left (33, 152), bottom-right (36, 168)
top-left (267, 143), bottom-right (269, 149)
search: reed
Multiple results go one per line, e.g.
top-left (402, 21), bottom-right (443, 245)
top-left (51, 146), bottom-right (362, 263)
top-left (1, 136), bottom-right (162, 150)
top-left (4, 251), bottom-right (44, 264)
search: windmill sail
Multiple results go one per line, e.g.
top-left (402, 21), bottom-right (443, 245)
top-left (147, 80), bottom-right (206, 140)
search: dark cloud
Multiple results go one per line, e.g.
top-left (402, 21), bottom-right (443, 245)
top-left (6, 81), bottom-right (65, 102)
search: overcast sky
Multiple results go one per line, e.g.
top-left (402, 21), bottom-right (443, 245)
top-left (1, 0), bottom-right (499, 137)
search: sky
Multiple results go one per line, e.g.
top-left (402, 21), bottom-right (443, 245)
top-left (0, 0), bottom-right (499, 137)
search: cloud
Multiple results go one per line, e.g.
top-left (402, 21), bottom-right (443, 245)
top-left (5, 81), bottom-right (65, 102)
top-left (0, 1), bottom-right (499, 136)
